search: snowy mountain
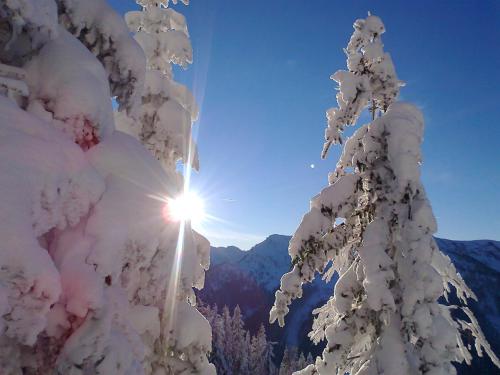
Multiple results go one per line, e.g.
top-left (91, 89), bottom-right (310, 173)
top-left (199, 235), bottom-right (500, 374)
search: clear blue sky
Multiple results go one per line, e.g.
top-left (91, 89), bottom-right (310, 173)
top-left (109, 0), bottom-right (500, 249)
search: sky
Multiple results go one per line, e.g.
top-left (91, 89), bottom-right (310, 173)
top-left (109, 0), bottom-right (500, 249)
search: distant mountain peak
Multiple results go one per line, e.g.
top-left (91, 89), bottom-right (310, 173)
top-left (264, 234), bottom-right (291, 241)
top-left (249, 234), bottom-right (291, 255)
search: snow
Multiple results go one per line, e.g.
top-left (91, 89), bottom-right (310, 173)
top-left (127, 7), bottom-right (192, 72)
top-left (2, 0), bottom-right (58, 54)
top-left (0, 82), bottom-right (211, 374)
top-left (58, 0), bottom-right (146, 114)
top-left (0, 75), bottom-right (28, 98)
top-left (0, 1), bottom-right (213, 373)
top-left (129, 305), bottom-right (161, 336)
top-left (117, 1), bottom-right (199, 171)
top-left (25, 27), bottom-right (115, 147)
top-left (322, 14), bottom-right (403, 158)
top-left (0, 96), bottom-right (103, 345)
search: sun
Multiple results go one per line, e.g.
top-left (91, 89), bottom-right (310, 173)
top-left (163, 191), bottom-right (206, 225)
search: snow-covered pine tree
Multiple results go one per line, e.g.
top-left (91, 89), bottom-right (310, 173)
top-left (199, 303), bottom-right (272, 375)
top-left (0, 1), bottom-right (214, 374)
top-left (111, 1), bottom-right (214, 373)
top-left (240, 330), bottom-right (252, 375)
top-left (117, 0), bottom-right (199, 172)
top-left (250, 324), bottom-right (274, 375)
top-left (296, 352), bottom-right (307, 372)
top-left (270, 13), bottom-right (499, 375)
top-left (279, 347), bottom-right (292, 375)
top-left (320, 13), bottom-right (402, 159)
top-left (0, 1), bottom-right (146, 372)
top-left (231, 305), bottom-right (246, 373)
top-left (306, 353), bottom-right (314, 369)
top-left (210, 305), bottom-right (231, 375)
top-left (279, 347), bottom-right (311, 374)
top-left (265, 333), bottom-right (278, 375)
top-left (288, 347), bottom-right (299, 374)
top-left (306, 353), bottom-right (314, 363)
top-left (221, 304), bottom-right (236, 372)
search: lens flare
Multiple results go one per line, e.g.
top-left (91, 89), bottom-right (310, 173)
top-left (163, 191), bottom-right (205, 224)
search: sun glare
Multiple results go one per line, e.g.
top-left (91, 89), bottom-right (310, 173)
top-left (164, 191), bottom-right (206, 225)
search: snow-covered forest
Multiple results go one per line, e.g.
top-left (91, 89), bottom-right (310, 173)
top-left (0, 1), bottom-right (498, 374)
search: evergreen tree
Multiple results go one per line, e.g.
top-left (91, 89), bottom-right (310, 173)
top-left (266, 336), bottom-right (278, 375)
top-left (320, 13), bottom-right (402, 159)
top-left (285, 347), bottom-right (301, 374)
top-left (279, 347), bottom-right (292, 375)
top-left (116, 1), bottom-right (214, 373)
top-left (270, 13), bottom-right (499, 375)
top-left (211, 308), bottom-right (230, 375)
top-left (306, 353), bottom-right (314, 368)
top-left (296, 352), bottom-right (307, 372)
top-left (231, 305), bottom-right (246, 373)
top-left (239, 331), bottom-right (252, 375)
top-left (0, 1), bottom-right (214, 374)
top-left (198, 303), bottom-right (274, 375)
top-left (0, 1), bottom-right (147, 372)
top-left (222, 305), bottom-right (235, 371)
top-left (252, 324), bottom-right (278, 375)
top-left (118, 0), bottom-right (199, 171)
top-left (280, 348), bottom-right (312, 374)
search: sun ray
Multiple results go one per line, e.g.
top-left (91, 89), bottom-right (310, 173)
top-left (163, 191), bottom-right (206, 225)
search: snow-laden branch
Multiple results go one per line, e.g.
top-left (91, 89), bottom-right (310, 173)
top-left (322, 15), bottom-right (403, 158)
top-left (57, 0), bottom-right (146, 115)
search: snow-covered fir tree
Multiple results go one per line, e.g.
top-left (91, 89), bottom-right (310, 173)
top-left (117, 0), bottom-right (199, 172)
top-left (111, 1), bottom-right (214, 373)
top-left (222, 305), bottom-right (236, 371)
top-left (240, 330), bottom-right (252, 375)
top-left (0, 1), bottom-right (213, 374)
top-left (278, 346), bottom-right (311, 375)
top-left (204, 303), bottom-right (230, 374)
top-left (306, 353), bottom-right (314, 368)
top-left (266, 332), bottom-right (278, 375)
top-left (279, 347), bottom-right (292, 375)
top-left (231, 305), bottom-right (247, 373)
top-left (199, 303), bottom-right (277, 375)
top-left (250, 324), bottom-right (270, 375)
top-left (270, 14), bottom-right (499, 375)
top-left (296, 352), bottom-right (307, 371)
